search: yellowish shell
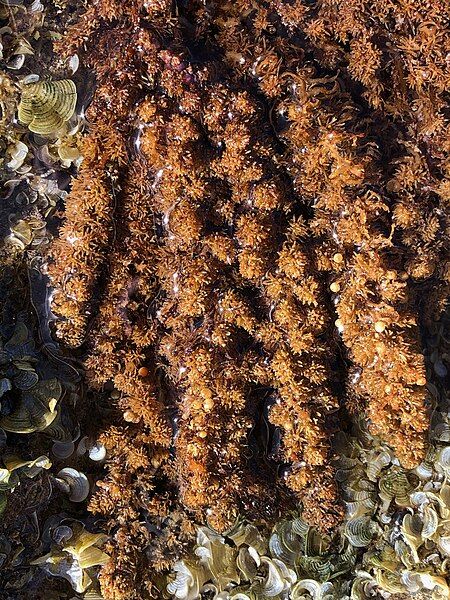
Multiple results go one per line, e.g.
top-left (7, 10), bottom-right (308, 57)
top-left (18, 79), bottom-right (77, 135)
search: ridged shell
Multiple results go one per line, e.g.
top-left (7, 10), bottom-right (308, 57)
top-left (166, 561), bottom-right (199, 600)
top-left (344, 517), bottom-right (378, 548)
top-left (18, 80), bottom-right (77, 135)
top-left (0, 379), bottom-right (61, 433)
top-left (14, 369), bottom-right (39, 390)
top-left (56, 468), bottom-right (89, 502)
top-left (52, 441), bottom-right (75, 459)
top-left (421, 505), bottom-right (439, 539)
top-left (379, 468), bottom-right (414, 506)
top-left (297, 556), bottom-right (333, 581)
top-left (436, 447), bottom-right (450, 472)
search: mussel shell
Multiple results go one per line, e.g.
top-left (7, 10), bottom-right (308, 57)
top-left (236, 547), bottom-right (259, 581)
top-left (421, 505), bottom-right (438, 539)
top-left (436, 446), bottom-right (450, 471)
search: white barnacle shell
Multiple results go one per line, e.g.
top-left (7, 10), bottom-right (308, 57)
top-left (56, 468), bottom-right (89, 502)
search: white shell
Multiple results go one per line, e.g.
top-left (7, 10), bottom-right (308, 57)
top-left (22, 74), bottom-right (40, 84)
top-left (437, 447), bottom-right (450, 472)
top-left (30, 0), bottom-right (44, 12)
top-left (88, 442), bottom-right (107, 462)
top-left (68, 54), bottom-right (79, 74)
top-left (7, 141), bottom-right (28, 170)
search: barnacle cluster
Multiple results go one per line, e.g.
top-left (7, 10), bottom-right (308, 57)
top-left (0, 0), bottom-right (449, 598)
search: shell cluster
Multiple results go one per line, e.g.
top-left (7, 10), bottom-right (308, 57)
top-left (166, 518), bottom-right (355, 600)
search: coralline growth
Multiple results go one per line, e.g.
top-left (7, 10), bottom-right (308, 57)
top-left (40, 0), bottom-right (450, 598)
